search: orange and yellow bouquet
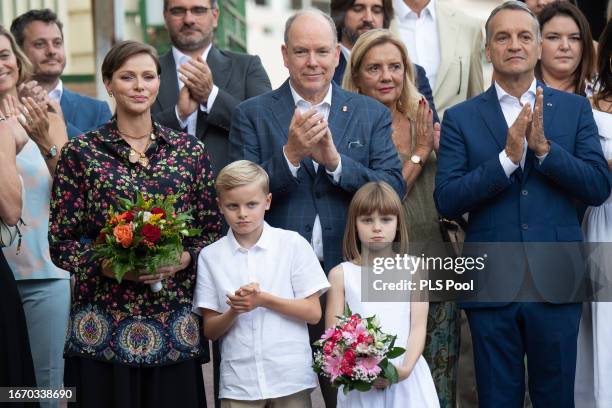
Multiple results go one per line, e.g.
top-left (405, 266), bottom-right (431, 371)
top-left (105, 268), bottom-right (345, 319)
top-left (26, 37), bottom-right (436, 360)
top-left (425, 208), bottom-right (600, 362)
top-left (92, 193), bottom-right (200, 291)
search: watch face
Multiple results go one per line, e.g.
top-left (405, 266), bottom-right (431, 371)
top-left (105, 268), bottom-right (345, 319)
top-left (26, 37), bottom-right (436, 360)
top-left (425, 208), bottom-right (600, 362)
top-left (48, 145), bottom-right (58, 158)
top-left (410, 154), bottom-right (421, 164)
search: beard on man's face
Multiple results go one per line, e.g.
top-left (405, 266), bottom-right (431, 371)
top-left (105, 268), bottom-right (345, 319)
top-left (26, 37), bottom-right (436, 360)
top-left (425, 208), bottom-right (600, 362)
top-left (170, 24), bottom-right (212, 51)
top-left (342, 21), bottom-right (376, 46)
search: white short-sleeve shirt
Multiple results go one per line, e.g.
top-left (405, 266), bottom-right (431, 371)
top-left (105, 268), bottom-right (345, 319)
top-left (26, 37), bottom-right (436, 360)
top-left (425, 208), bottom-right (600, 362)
top-left (193, 222), bottom-right (330, 400)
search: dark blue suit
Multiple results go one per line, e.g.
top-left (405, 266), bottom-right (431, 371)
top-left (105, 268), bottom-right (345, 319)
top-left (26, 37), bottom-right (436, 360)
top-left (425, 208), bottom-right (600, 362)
top-left (229, 80), bottom-right (405, 271)
top-left (435, 83), bottom-right (610, 407)
top-left (60, 87), bottom-right (112, 138)
top-left (333, 53), bottom-right (440, 123)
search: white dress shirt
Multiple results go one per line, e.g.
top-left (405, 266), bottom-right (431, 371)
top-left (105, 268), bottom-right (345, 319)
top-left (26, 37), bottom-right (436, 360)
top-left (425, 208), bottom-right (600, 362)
top-left (393, 0), bottom-right (441, 90)
top-left (193, 222), bottom-right (330, 400)
top-left (48, 80), bottom-right (63, 102)
top-left (495, 79), bottom-right (548, 177)
top-left (173, 44), bottom-right (219, 136)
top-left (283, 82), bottom-right (342, 261)
top-left (339, 43), bottom-right (351, 64)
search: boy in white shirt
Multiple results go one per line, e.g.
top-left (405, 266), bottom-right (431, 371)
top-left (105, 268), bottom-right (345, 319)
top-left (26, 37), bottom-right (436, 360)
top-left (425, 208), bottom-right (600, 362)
top-left (193, 160), bottom-right (330, 408)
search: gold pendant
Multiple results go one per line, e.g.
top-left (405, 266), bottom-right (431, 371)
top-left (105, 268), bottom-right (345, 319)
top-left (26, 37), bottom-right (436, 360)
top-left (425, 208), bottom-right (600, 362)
top-left (128, 149), bottom-right (140, 164)
top-left (139, 156), bottom-right (149, 167)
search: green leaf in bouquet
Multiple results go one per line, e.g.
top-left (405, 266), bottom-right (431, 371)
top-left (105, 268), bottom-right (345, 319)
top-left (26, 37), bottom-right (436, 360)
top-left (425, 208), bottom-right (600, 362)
top-left (344, 303), bottom-right (352, 317)
top-left (386, 346), bottom-right (406, 360)
top-left (387, 334), bottom-right (397, 349)
top-left (352, 381), bottom-right (372, 392)
top-left (185, 228), bottom-right (202, 237)
top-left (381, 360), bottom-right (399, 384)
top-left (111, 261), bottom-right (133, 283)
top-left (117, 196), bottom-right (135, 211)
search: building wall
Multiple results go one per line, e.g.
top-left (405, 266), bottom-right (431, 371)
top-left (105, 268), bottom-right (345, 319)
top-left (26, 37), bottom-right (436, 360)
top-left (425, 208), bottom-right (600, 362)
top-left (246, 0), bottom-right (505, 88)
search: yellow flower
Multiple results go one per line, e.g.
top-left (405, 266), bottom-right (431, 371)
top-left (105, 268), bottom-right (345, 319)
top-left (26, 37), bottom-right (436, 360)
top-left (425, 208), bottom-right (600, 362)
top-left (149, 213), bottom-right (164, 224)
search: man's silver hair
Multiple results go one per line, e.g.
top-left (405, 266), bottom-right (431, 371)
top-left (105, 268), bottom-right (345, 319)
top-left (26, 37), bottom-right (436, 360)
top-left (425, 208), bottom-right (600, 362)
top-left (485, 1), bottom-right (541, 44)
top-left (284, 8), bottom-right (338, 45)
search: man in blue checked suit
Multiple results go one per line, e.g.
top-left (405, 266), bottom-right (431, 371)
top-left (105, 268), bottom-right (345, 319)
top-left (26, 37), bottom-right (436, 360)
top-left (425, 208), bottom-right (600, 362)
top-left (230, 9), bottom-right (404, 274)
top-left (434, 2), bottom-right (610, 407)
top-left (230, 10), bottom-right (403, 407)
top-left (11, 9), bottom-right (111, 139)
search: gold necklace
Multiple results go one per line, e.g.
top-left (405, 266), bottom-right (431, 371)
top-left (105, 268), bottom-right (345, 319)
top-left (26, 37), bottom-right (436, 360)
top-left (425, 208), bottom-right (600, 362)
top-left (127, 133), bottom-right (155, 167)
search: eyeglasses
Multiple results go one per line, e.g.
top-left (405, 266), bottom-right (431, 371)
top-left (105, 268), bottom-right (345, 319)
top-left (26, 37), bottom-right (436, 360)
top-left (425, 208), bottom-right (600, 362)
top-left (167, 6), bottom-right (213, 18)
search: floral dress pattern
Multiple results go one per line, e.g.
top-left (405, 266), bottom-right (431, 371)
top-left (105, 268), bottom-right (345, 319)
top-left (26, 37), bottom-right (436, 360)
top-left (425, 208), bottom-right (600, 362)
top-left (49, 119), bottom-right (221, 367)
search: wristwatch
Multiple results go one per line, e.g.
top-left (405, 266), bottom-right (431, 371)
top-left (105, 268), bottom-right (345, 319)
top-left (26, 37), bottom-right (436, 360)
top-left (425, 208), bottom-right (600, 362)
top-left (45, 145), bottom-right (58, 160)
top-left (410, 154), bottom-right (423, 166)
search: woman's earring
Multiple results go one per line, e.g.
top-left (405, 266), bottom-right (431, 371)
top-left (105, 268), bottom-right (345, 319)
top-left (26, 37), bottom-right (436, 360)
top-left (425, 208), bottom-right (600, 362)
top-left (108, 91), bottom-right (113, 98)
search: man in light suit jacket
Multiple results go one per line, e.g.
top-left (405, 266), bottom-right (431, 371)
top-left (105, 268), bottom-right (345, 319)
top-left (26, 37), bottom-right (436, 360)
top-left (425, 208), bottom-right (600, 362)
top-left (434, 2), bottom-right (610, 406)
top-left (331, 0), bottom-right (440, 123)
top-left (11, 9), bottom-right (112, 138)
top-left (229, 10), bottom-right (404, 406)
top-left (393, 0), bottom-right (484, 117)
top-left (152, 0), bottom-right (271, 173)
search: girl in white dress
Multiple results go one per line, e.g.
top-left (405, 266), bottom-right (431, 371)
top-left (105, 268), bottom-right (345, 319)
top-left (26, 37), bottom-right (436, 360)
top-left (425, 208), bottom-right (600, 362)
top-left (575, 19), bottom-right (612, 408)
top-left (325, 181), bottom-right (439, 408)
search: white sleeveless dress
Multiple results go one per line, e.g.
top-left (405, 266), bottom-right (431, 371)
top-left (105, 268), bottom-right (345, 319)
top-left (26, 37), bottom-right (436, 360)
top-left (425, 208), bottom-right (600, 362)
top-left (337, 262), bottom-right (440, 408)
top-left (575, 109), bottom-right (612, 408)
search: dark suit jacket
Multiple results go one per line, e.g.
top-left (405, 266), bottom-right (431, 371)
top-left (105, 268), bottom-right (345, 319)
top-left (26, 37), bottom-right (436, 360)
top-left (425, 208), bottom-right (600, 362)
top-left (229, 80), bottom-right (405, 270)
top-left (152, 47), bottom-right (272, 172)
top-left (435, 83), bottom-right (610, 305)
top-left (61, 88), bottom-right (112, 138)
top-left (333, 53), bottom-right (440, 123)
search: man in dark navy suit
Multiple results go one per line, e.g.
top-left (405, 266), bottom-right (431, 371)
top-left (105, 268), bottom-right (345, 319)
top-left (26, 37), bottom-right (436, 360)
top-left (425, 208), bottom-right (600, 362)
top-left (435, 2), bottom-right (610, 406)
top-left (330, 0), bottom-right (439, 122)
top-left (11, 9), bottom-right (112, 138)
top-left (153, 0), bottom-right (271, 173)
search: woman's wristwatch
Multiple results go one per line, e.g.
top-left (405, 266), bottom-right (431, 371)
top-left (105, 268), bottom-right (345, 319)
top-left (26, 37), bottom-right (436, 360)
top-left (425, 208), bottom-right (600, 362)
top-left (410, 154), bottom-right (423, 166)
top-left (45, 144), bottom-right (58, 159)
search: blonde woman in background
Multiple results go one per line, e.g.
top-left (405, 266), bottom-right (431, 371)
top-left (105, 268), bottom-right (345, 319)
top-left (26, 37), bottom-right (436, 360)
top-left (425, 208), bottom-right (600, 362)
top-left (343, 29), bottom-right (459, 408)
top-left (0, 25), bottom-right (69, 408)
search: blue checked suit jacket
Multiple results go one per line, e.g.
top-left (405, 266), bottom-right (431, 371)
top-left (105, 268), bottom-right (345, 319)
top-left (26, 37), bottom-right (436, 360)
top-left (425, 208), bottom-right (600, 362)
top-left (229, 80), bottom-right (405, 271)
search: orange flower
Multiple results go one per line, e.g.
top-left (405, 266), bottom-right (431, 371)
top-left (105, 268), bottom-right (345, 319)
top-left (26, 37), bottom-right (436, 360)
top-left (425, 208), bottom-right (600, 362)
top-left (110, 211), bottom-right (134, 225)
top-left (113, 224), bottom-right (133, 248)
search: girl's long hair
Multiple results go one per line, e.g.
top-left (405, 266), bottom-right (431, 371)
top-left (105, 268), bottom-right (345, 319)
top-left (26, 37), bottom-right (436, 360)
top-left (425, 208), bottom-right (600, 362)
top-left (343, 181), bottom-right (409, 263)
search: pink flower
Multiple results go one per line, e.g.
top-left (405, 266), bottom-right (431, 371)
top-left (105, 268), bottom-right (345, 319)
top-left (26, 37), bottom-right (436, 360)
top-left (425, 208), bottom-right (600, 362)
top-left (356, 356), bottom-right (382, 377)
top-left (323, 341), bottom-right (335, 355)
top-left (324, 355), bottom-right (344, 382)
top-left (321, 327), bottom-right (335, 341)
top-left (342, 322), bottom-right (367, 344)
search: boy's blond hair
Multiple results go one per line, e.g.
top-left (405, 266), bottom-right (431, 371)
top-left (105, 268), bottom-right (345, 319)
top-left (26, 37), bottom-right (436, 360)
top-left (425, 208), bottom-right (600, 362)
top-left (215, 160), bottom-right (270, 195)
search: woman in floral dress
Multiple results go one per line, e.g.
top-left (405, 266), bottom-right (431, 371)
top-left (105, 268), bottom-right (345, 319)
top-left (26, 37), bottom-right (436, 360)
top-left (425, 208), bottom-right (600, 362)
top-left (48, 41), bottom-right (221, 408)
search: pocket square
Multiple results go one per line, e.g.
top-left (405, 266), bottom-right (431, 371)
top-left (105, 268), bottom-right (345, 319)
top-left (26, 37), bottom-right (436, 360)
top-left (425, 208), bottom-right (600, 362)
top-left (348, 140), bottom-right (364, 149)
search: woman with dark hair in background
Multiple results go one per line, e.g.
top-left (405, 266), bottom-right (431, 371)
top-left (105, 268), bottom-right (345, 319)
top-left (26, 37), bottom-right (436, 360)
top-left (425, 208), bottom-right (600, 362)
top-left (575, 18), bottom-right (612, 408)
top-left (520, 0), bottom-right (578, 16)
top-left (535, 1), bottom-right (595, 95)
top-left (49, 40), bottom-right (221, 407)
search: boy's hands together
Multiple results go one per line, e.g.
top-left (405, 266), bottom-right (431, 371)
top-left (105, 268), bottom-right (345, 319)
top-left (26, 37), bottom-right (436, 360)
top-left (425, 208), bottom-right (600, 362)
top-left (226, 282), bottom-right (264, 313)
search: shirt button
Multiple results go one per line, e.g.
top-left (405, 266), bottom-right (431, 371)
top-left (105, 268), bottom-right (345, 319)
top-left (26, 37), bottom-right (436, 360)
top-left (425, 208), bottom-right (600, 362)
top-left (522, 223), bottom-right (529, 230)
top-left (521, 190), bottom-right (528, 196)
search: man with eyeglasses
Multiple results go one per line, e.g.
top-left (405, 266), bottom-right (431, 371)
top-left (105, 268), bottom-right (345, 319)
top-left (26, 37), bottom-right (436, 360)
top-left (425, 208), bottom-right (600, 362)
top-left (153, 0), bottom-right (272, 173)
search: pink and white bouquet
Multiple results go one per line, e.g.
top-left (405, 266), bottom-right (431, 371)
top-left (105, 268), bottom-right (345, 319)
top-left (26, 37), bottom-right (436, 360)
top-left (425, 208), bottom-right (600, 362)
top-left (313, 305), bottom-right (405, 394)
